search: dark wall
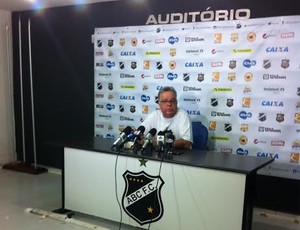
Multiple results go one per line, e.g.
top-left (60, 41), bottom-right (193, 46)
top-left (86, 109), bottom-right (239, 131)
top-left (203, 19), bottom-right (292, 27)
top-left (12, 0), bottom-right (300, 213)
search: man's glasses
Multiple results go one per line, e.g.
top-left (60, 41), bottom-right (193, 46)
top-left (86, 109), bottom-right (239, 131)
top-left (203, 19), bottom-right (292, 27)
top-left (159, 99), bottom-right (177, 105)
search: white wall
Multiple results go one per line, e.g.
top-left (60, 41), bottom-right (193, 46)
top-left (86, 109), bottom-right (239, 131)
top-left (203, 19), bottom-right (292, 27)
top-left (0, 10), bottom-right (15, 165)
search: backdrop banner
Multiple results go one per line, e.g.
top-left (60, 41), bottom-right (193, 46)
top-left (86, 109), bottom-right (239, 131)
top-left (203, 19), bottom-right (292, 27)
top-left (94, 15), bottom-right (300, 180)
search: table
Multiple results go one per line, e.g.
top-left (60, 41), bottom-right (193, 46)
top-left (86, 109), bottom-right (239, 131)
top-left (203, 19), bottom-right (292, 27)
top-left (61, 137), bottom-right (274, 230)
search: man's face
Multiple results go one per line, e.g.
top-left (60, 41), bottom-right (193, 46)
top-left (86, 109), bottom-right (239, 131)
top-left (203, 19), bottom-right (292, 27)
top-left (159, 91), bottom-right (177, 118)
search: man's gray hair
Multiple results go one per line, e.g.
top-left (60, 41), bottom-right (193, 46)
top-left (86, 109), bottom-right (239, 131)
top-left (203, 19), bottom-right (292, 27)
top-left (158, 86), bottom-right (177, 100)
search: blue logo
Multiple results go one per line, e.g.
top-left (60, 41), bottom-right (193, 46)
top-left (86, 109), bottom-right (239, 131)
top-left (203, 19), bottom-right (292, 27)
top-left (239, 111), bottom-right (252, 120)
top-left (168, 36), bottom-right (179, 45)
top-left (243, 59), bottom-right (256, 68)
top-left (106, 61), bottom-right (115, 68)
top-left (141, 95), bottom-right (150, 102)
top-left (106, 134), bottom-right (115, 139)
top-left (106, 103), bottom-right (116, 110)
top-left (120, 95), bottom-right (135, 100)
top-left (257, 152), bottom-right (279, 159)
top-left (236, 148), bottom-right (248, 155)
top-left (186, 110), bottom-right (201, 115)
top-left (167, 73), bottom-right (178, 81)
top-left (262, 101), bottom-right (284, 107)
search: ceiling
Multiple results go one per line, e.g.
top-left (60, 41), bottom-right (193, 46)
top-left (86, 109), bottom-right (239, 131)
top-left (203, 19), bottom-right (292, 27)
top-left (0, 0), bottom-right (118, 12)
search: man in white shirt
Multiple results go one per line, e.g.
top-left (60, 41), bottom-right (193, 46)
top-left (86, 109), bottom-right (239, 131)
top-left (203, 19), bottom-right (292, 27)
top-left (142, 86), bottom-right (193, 150)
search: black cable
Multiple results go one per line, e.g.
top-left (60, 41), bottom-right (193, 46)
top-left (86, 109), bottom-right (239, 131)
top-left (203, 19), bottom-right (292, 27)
top-left (114, 150), bottom-right (123, 230)
top-left (147, 150), bottom-right (165, 230)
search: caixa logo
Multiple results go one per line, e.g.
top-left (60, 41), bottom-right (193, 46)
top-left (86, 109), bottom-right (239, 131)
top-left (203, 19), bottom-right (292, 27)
top-left (106, 134), bottom-right (115, 139)
top-left (257, 152), bottom-right (279, 159)
top-left (236, 148), bottom-right (248, 155)
top-left (167, 73), bottom-right (178, 81)
top-left (243, 59), bottom-right (256, 68)
top-left (141, 95), bottom-right (150, 102)
top-left (106, 61), bottom-right (116, 68)
top-left (106, 103), bottom-right (116, 110)
top-left (168, 36), bottom-right (179, 45)
top-left (239, 111), bottom-right (252, 120)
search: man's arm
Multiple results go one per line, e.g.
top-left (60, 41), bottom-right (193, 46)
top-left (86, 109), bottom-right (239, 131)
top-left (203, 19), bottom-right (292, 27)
top-left (174, 139), bottom-right (192, 150)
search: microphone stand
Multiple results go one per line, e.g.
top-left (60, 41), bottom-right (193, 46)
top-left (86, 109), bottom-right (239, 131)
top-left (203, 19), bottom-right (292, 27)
top-left (141, 144), bottom-right (152, 156)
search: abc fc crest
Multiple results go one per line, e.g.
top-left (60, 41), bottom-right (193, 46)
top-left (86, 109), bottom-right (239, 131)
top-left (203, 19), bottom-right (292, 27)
top-left (122, 170), bottom-right (164, 225)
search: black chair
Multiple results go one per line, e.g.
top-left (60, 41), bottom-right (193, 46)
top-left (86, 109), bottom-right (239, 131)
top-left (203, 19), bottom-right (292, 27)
top-left (192, 122), bottom-right (208, 150)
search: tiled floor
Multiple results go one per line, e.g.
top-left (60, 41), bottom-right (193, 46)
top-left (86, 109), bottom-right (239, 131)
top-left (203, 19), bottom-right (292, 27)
top-left (0, 167), bottom-right (299, 230)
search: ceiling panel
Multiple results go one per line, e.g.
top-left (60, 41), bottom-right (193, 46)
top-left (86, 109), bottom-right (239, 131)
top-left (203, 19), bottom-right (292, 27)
top-left (0, 0), bottom-right (118, 12)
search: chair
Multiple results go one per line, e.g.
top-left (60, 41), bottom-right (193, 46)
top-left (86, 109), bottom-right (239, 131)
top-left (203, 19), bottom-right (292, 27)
top-left (192, 122), bottom-right (208, 150)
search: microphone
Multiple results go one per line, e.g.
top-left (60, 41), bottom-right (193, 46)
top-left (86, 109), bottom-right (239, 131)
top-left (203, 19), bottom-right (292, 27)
top-left (156, 131), bottom-right (165, 153)
top-left (132, 125), bottom-right (145, 143)
top-left (142, 128), bottom-right (157, 150)
top-left (112, 126), bottom-right (132, 149)
top-left (165, 133), bottom-right (175, 158)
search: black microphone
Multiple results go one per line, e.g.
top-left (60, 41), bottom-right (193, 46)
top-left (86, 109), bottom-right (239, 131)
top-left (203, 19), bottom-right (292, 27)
top-left (142, 128), bottom-right (157, 150)
top-left (156, 131), bottom-right (165, 152)
top-left (112, 126), bottom-right (132, 149)
top-left (132, 125), bottom-right (145, 144)
top-left (165, 133), bottom-right (175, 158)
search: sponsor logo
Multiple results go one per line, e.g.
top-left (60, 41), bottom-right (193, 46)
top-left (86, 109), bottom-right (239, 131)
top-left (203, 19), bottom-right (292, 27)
top-left (239, 136), bottom-right (248, 145)
top-left (168, 36), bottom-right (179, 44)
top-left (239, 111), bottom-right (252, 120)
top-left (243, 86), bottom-right (252, 94)
top-left (120, 74), bottom-right (135, 78)
top-left (120, 95), bottom-right (135, 100)
top-left (213, 88), bottom-right (233, 92)
top-left (183, 86), bottom-right (202, 91)
top-left (167, 73), bottom-right (178, 81)
top-left (243, 59), bottom-right (256, 68)
top-left (258, 126), bottom-right (281, 133)
top-left (253, 139), bottom-right (267, 144)
top-left (281, 58), bottom-right (290, 69)
top-left (236, 148), bottom-right (248, 155)
top-left (182, 98), bottom-right (201, 103)
top-left (141, 95), bottom-right (150, 102)
top-left (263, 87), bottom-right (285, 94)
top-left (120, 85), bottom-right (135, 89)
top-left (262, 101), bottom-right (284, 107)
top-left (154, 74), bottom-right (164, 79)
top-left (106, 61), bottom-right (115, 68)
top-left (281, 32), bottom-right (295, 38)
top-left (185, 37), bottom-right (205, 42)
top-left (120, 116), bottom-right (134, 121)
top-left (121, 51), bottom-right (136, 56)
top-left (185, 62), bottom-right (204, 67)
top-left (257, 152), bottom-right (279, 159)
top-left (231, 48), bottom-right (252, 54)
top-left (292, 141), bottom-right (300, 151)
top-left (186, 49), bottom-right (204, 55)
top-left (186, 110), bottom-right (201, 116)
top-left (271, 141), bottom-right (285, 146)
top-left (210, 136), bottom-right (230, 141)
top-left (263, 74), bottom-right (287, 80)
top-left (155, 38), bottom-right (165, 44)
top-left (145, 51), bottom-right (161, 56)
top-left (258, 113), bottom-right (267, 122)
top-left (211, 62), bottom-right (223, 67)
top-left (266, 47), bottom-right (288, 52)
top-left (221, 148), bottom-right (233, 154)
top-left (240, 124), bottom-right (249, 132)
top-left (211, 111), bottom-right (231, 117)
top-left (98, 73), bottom-right (111, 77)
top-left (106, 103), bottom-right (116, 110)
